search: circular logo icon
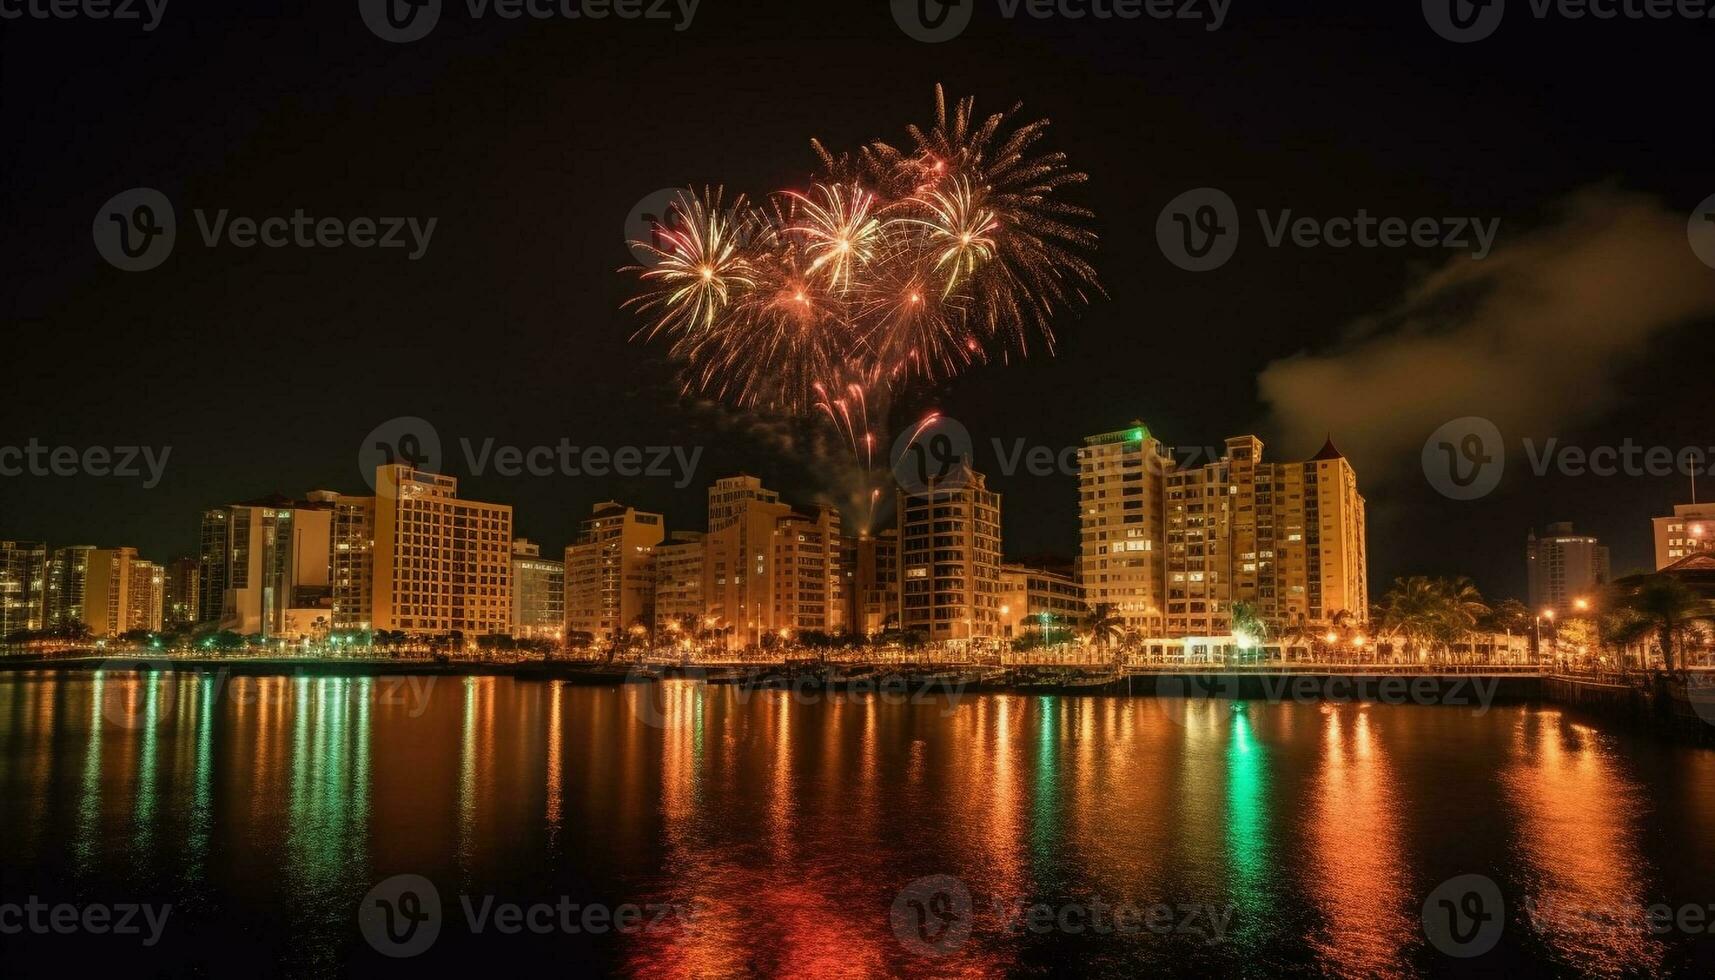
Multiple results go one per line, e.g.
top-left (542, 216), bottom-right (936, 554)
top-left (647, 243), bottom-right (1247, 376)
top-left (890, 874), bottom-right (973, 956)
top-left (1422, 873), bottom-right (1505, 958)
top-left (95, 659), bottom-right (179, 731)
top-left (890, 414), bottom-right (974, 495)
top-left (1156, 187), bottom-right (1239, 272)
top-left (1686, 673), bottom-right (1715, 729)
top-left (1422, 417), bottom-right (1505, 501)
top-left (359, 0), bottom-right (441, 43)
top-left (93, 188), bottom-right (176, 272)
top-left (891, 0), bottom-right (973, 43)
top-left (625, 188), bottom-right (692, 268)
top-left (1155, 672), bottom-right (1240, 727)
top-left (358, 417), bottom-right (442, 492)
top-left (358, 874), bottom-right (442, 957)
top-left (1423, 0), bottom-right (1505, 43)
top-left (1689, 193), bottom-right (1715, 271)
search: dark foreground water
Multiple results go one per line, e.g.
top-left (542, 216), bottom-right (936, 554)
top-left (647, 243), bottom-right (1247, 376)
top-left (3, 671), bottom-right (1715, 978)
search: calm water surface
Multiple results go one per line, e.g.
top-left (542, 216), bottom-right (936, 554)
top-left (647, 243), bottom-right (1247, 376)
top-left (3, 670), bottom-right (1715, 978)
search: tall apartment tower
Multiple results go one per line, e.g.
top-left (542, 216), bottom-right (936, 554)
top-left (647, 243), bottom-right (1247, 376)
top-left (1166, 436), bottom-right (1368, 636)
top-left (162, 556), bottom-right (200, 628)
top-left (82, 547), bottom-right (143, 637)
top-left (128, 560), bottom-right (164, 633)
top-left (46, 544), bottom-right (96, 629)
top-left (702, 478), bottom-right (846, 647)
top-left (844, 529), bottom-right (900, 635)
top-left (654, 531), bottom-right (706, 629)
top-left (1527, 522), bottom-right (1610, 615)
top-left (510, 539), bottom-right (566, 640)
top-left (772, 506), bottom-right (844, 636)
top-left (564, 501), bottom-right (664, 644)
top-left (197, 497), bottom-right (335, 637)
top-left (1077, 422), bottom-right (1174, 636)
top-left (307, 490), bottom-right (376, 631)
top-left (0, 541), bottom-right (49, 637)
top-left (897, 460), bottom-right (1003, 643)
top-left (1653, 503), bottom-right (1714, 569)
top-left (371, 465), bottom-right (514, 637)
top-left (708, 475), bottom-right (781, 531)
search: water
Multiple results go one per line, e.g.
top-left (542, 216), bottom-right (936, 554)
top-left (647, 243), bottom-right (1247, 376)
top-left (3, 669), bottom-right (1714, 978)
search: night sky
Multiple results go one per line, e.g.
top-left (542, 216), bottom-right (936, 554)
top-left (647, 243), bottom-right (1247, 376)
top-left (3, 0), bottom-right (1711, 602)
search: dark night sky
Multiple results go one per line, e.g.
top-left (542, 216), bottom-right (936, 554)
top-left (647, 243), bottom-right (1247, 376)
top-left (2, 1), bottom-right (1711, 603)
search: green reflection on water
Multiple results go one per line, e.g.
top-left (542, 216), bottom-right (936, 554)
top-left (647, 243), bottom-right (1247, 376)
top-left (74, 672), bottom-right (103, 874)
top-left (460, 675), bottom-right (478, 875)
top-left (186, 673), bottom-right (214, 882)
top-left (1226, 706), bottom-right (1270, 949)
top-left (133, 672), bottom-right (160, 854)
top-left (1033, 697), bottom-right (1060, 869)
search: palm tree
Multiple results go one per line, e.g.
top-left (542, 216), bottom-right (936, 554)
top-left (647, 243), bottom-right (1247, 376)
top-left (1084, 603), bottom-right (1123, 654)
top-left (1375, 576), bottom-right (1490, 663)
top-left (1605, 574), bottom-right (1710, 673)
top-left (1230, 601), bottom-right (1268, 662)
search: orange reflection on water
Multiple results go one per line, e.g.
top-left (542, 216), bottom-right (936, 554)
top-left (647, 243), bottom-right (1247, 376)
top-left (1504, 710), bottom-right (1666, 976)
top-left (1306, 706), bottom-right (1413, 979)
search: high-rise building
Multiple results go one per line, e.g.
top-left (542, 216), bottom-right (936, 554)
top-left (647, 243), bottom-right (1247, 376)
top-left (1654, 503), bottom-right (1714, 570)
top-left (772, 506), bottom-right (843, 637)
top-left (998, 563), bottom-right (1087, 639)
top-left (1527, 522), bottom-right (1610, 615)
top-left (0, 541), bottom-right (48, 637)
top-left (708, 475), bottom-right (781, 531)
top-left (1166, 436), bottom-right (1368, 637)
top-left (844, 529), bottom-right (900, 636)
top-left (308, 490), bottom-right (376, 631)
top-left (654, 531), bottom-right (705, 629)
top-left (197, 497), bottom-right (335, 637)
top-left (898, 460), bottom-right (1003, 643)
top-left (46, 544), bottom-right (96, 630)
top-left (162, 556), bottom-right (200, 628)
top-left (371, 465), bottom-right (513, 638)
top-left (1077, 422), bottom-right (1173, 636)
top-left (565, 501), bottom-right (663, 644)
top-left (511, 538), bottom-right (565, 640)
top-left (82, 547), bottom-right (146, 637)
top-left (128, 559), bottom-right (164, 633)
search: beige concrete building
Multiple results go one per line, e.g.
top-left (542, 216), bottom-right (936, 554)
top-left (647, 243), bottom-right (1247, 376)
top-left (1166, 436), bottom-right (1368, 637)
top-left (307, 490), bottom-right (376, 631)
top-left (708, 475), bottom-right (780, 531)
top-left (702, 479), bottom-right (846, 647)
top-left (772, 506), bottom-right (844, 637)
top-left (81, 547), bottom-right (151, 637)
top-left (565, 501), bottom-right (663, 645)
top-left (898, 461), bottom-right (1003, 643)
top-left (1654, 503), bottom-right (1714, 570)
top-left (1527, 522), bottom-right (1610, 616)
top-left (1077, 423), bottom-right (1173, 636)
top-left (371, 465), bottom-right (513, 638)
top-left (46, 545), bottom-right (96, 630)
top-left (511, 538), bottom-right (565, 640)
top-left (127, 559), bottom-right (164, 633)
top-left (198, 497), bottom-right (335, 637)
top-left (843, 529), bottom-right (900, 636)
top-left (998, 563), bottom-right (1086, 640)
top-left (653, 531), bottom-right (705, 630)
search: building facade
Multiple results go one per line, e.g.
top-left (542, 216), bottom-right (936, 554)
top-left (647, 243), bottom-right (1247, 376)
top-left (998, 563), bottom-right (1087, 640)
top-left (898, 461), bottom-right (1003, 643)
top-left (0, 541), bottom-right (48, 637)
top-left (162, 556), bottom-right (200, 628)
top-left (702, 479), bottom-right (847, 647)
top-left (844, 529), bottom-right (900, 636)
top-left (371, 465), bottom-right (514, 638)
top-left (1527, 522), bottom-right (1610, 615)
top-left (510, 538), bottom-right (565, 640)
top-left (1654, 503), bottom-right (1714, 570)
top-left (1077, 423), bottom-right (1173, 636)
top-left (565, 501), bottom-right (663, 645)
top-left (197, 497), bottom-right (335, 637)
top-left (653, 531), bottom-right (705, 629)
top-left (46, 545), bottom-right (96, 631)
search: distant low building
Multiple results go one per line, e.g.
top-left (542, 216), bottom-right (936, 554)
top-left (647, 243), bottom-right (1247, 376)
top-left (999, 563), bottom-right (1086, 639)
top-left (1653, 503), bottom-right (1714, 570)
top-left (511, 538), bottom-right (564, 640)
top-left (1527, 522), bottom-right (1610, 615)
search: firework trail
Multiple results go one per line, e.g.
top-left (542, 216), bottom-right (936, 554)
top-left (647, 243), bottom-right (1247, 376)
top-left (623, 85), bottom-right (1102, 528)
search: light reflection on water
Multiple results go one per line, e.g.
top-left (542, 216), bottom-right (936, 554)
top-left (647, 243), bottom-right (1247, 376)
top-left (1, 671), bottom-right (1713, 977)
